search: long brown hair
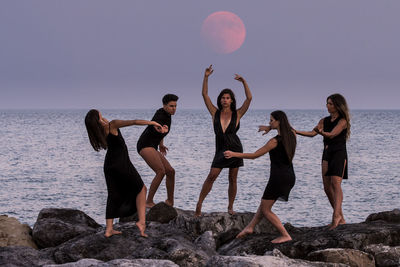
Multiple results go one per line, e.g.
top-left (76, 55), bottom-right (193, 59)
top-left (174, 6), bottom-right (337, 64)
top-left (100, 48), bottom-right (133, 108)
top-left (271, 110), bottom-right (296, 162)
top-left (85, 109), bottom-right (107, 151)
top-left (217, 88), bottom-right (236, 112)
top-left (327, 94), bottom-right (351, 140)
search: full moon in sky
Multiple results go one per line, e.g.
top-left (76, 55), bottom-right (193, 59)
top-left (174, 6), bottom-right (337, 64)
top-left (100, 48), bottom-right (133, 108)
top-left (201, 11), bottom-right (246, 54)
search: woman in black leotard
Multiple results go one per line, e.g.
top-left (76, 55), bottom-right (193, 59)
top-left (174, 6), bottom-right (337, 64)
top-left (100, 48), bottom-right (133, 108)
top-left (195, 65), bottom-right (252, 216)
top-left (296, 94), bottom-right (351, 229)
top-left (224, 110), bottom-right (297, 244)
top-left (85, 109), bottom-right (162, 237)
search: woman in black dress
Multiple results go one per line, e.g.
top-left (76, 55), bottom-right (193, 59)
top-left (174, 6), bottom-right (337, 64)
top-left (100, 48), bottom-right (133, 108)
top-left (85, 109), bottom-right (163, 237)
top-left (224, 110), bottom-right (296, 243)
top-left (195, 65), bottom-right (252, 216)
top-left (295, 94), bottom-right (350, 229)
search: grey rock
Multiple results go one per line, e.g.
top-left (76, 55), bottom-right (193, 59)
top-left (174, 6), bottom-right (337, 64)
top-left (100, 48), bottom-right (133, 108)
top-left (51, 221), bottom-right (209, 267)
top-left (32, 208), bottom-right (101, 248)
top-left (363, 244), bottom-right (400, 267)
top-left (147, 202), bottom-right (178, 223)
top-left (44, 258), bottom-right (178, 267)
top-left (0, 246), bottom-right (55, 267)
top-left (307, 248), bottom-right (375, 267)
top-left (365, 209), bottom-right (400, 223)
top-left (194, 230), bottom-right (217, 255)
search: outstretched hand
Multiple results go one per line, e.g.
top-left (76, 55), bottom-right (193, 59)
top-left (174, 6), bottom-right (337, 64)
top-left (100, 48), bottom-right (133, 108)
top-left (204, 65), bottom-right (214, 77)
top-left (224, 150), bottom-right (234, 159)
top-left (234, 74), bottom-right (245, 83)
top-left (258, 125), bottom-right (271, 135)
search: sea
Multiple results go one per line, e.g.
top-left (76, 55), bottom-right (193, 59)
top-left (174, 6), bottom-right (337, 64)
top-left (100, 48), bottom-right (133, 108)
top-left (0, 109), bottom-right (399, 227)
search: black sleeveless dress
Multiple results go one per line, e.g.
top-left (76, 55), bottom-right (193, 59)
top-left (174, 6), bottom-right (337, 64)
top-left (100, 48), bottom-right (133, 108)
top-left (104, 129), bottom-right (144, 219)
top-left (322, 116), bottom-right (348, 179)
top-left (137, 108), bottom-right (171, 153)
top-left (211, 110), bottom-right (244, 168)
top-left (262, 136), bottom-right (296, 201)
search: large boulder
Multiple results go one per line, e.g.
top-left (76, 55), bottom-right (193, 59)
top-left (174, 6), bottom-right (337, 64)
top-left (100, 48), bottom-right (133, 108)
top-left (218, 220), bottom-right (400, 259)
top-left (0, 215), bottom-right (37, 249)
top-left (43, 258), bottom-right (178, 267)
top-left (365, 209), bottom-right (400, 223)
top-left (0, 246), bottom-right (55, 266)
top-left (32, 208), bottom-right (102, 248)
top-left (307, 248), bottom-right (375, 267)
top-left (146, 202), bottom-right (178, 223)
top-left (51, 221), bottom-right (210, 267)
top-left (363, 244), bottom-right (400, 267)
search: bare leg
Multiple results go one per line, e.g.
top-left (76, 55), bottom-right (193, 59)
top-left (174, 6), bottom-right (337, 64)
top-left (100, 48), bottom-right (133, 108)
top-left (329, 176), bottom-right (344, 230)
top-left (135, 186), bottom-right (148, 237)
top-left (236, 205), bottom-right (263, 238)
top-left (322, 160), bottom-right (335, 209)
top-left (139, 148), bottom-right (166, 207)
top-left (228, 168), bottom-right (239, 215)
top-left (260, 199), bottom-right (292, 243)
top-left (105, 219), bottom-right (122, 237)
top-left (158, 153), bottom-right (175, 206)
top-left (195, 168), bottom-right (222, 216)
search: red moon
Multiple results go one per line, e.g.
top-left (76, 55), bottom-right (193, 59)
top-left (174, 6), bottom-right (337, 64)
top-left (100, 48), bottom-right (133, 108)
top-left (201, 11), bottom-right (246, 54)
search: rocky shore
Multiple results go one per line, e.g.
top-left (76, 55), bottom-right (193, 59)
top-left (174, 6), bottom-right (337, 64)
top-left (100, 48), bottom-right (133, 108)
top-left (1, 205), bottom-right (399, 266)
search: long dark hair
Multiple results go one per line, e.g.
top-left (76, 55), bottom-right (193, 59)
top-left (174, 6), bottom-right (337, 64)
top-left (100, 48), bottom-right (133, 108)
top-left (217, 88), bottom-right (236, 112)
top-left (327, 94), bottom-right (351, 140)
top-left (85, 109), bottom-right (107, 151)
top-left (271, 110), bottom-right (296, 162)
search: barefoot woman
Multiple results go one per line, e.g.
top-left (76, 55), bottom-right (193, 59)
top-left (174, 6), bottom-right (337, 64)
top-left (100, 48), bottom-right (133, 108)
top-left (224, 111), bottom-right (296, 243)
top-left (85, 109), bottom-right (162, 237)
top-left (195, 65), bottom-right (252, 216)
top-left (137, 94), bottom-right (178, 208)
top-left (296, 94), bottom-right (350, 229)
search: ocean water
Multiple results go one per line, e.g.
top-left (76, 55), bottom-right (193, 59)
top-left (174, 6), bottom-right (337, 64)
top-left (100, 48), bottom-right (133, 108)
top-left (0, 109), bottom-right (399, 227)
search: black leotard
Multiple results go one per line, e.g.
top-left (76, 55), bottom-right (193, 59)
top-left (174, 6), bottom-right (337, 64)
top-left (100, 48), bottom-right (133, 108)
top-left (211, 109), bottom-right (243, 168)
top-left (322, 115), bottom-right (348, 179)
top-left (137, 108), bottom-right (171, 153)
top-left (262, 135), bottom-right (296, 201)
top-left (104, 129), bottom-right (144, 219)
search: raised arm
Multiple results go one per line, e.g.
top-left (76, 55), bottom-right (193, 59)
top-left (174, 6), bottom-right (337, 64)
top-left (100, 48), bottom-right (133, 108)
top-left (235, 74), bottom-right (252, 120)
top-left (295, 118), bottom-right (323, 137)
top-left (317, 118), bottom-right (347, 139)
top-left (109, 120), bottom-right (162, 135)
top-left (202, 65), bottom-right (217, 117)
top-left (224, 138), bottom-right (277, 160)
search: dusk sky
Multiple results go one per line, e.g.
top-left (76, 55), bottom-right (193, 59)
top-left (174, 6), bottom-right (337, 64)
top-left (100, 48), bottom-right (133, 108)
top-left (1, 1), bottom-right (399, 110)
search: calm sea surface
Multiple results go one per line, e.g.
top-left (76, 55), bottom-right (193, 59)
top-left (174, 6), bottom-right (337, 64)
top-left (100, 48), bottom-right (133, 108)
top-left (0, 109), bottom-right (399, 227)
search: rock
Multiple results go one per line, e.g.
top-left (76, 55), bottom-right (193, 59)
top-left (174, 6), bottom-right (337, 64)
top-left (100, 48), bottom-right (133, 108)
top-left (51, 221), bottom-right (209, 267)
top-left (363, 244), bottom-right (400, 267)
top-left (0, 215), bottom-right (37, 249)
top-left (32, 208), bottom-right (102, 248)
top-left (218, 220), bottom-right (400, 259)
top-left (307, 248), bottom-right (375, 267)
top-left (0, 246), bottom-right (55, 266)
top-left (206, 253), bottom-right (348, 266)
top-left (365, 209), bottom-right (400, 223)
top-left (44, 258), bottom-right (178, 266)
top-left (194, 230), bottom-right (217, 255)
top-left (147, 202), bottom-right (178, 223)
top-left (171, 209), bottom-right (277, 241)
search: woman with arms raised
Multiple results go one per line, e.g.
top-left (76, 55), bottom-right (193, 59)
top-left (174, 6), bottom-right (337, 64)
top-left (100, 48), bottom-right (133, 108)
top-left (195, 65), bottom-right (252, 216)
top-left (224, 110), bottom-right (296, 243)
top-left (295, 94), bottom-right (350, 230)
top-left (85, 109), bottom-right (163, 237)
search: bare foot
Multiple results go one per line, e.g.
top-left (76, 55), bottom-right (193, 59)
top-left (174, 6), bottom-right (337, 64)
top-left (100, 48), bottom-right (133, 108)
top-left (136, 222), bottom-right (148, 237)
top-left (329, 215), bottom-right (342, 230)
top-left (195, 203), bottom-right (202, 217)
top-left (104, 229), bottom-right (122, 238)
top-left (228, 209), bottom-right (236, 215)
top-left (146, 201), bottom-right (156, 208)
top-left (236, 227), bottom-right (253, 239)
top-left (271, 235), bottom-right (292, 244)
top-left (165, 199), bottom-right (174, 207)
top-left (339, 217), bottom-right (346, 225)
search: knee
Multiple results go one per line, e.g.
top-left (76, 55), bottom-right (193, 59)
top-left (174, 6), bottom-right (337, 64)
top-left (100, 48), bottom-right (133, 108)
top-left (228, 175), bottom-right (237, 183)
top-left (155, 168), bottom-right (166, 177)
top-left (206, 173), bottom-right (218, 183)
top-left (166, 167), bottom-right (175, 177)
